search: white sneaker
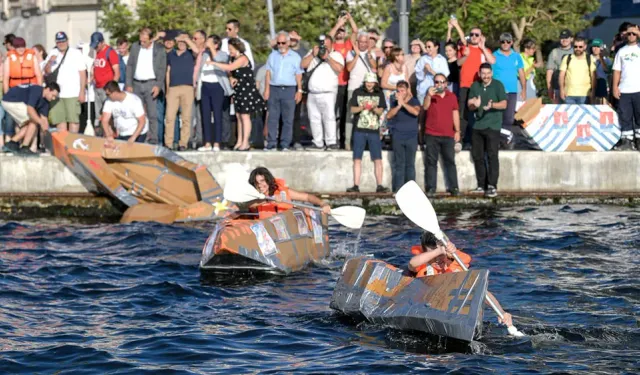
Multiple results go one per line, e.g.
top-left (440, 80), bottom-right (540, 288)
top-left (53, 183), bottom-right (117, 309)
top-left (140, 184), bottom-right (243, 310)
top-left (197, 145), bottom-right (212, 152)
top-left (212, 146), bottom-right (220, 152)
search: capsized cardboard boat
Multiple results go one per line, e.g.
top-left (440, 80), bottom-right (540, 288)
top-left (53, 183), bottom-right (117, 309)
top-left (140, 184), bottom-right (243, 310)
top-left (330, 256), bottom-right (488, 342)
top-left (200, 209), bottom-right (330, 275)
top-left (515, 98), bottom-right (621, 151)
top-left (44, 130), bottom-right (235, 223)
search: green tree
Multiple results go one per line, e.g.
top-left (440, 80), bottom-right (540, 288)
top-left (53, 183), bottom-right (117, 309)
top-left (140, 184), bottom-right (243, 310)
top-left (99, 0), bottom-right (136, 41)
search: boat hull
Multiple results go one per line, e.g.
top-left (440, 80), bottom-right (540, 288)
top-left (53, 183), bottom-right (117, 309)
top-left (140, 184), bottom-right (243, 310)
top-left (330, 256), bottom-right (488, 342)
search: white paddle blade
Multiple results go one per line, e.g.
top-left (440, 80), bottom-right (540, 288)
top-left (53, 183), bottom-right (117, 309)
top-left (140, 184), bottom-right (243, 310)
top-left (507, 326), bottom-right (525, 337)
top-left (330, 206), bottom-right (366, 229)
top-left (395, 181), bottom-right (442, 236)
top-left (223, 180), bottom-right (265, 203)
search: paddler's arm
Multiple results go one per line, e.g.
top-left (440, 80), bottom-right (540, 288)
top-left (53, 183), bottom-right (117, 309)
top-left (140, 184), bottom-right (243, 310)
top-left (485, 292), bottom-right (513, 327)
top-left (408, 247), bottom-right (444, 272)
top-left (289, 189), bottom-right (331, 214)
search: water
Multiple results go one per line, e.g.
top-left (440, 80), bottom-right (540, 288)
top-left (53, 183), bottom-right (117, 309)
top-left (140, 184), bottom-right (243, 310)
top-left (0, 205), bottom-right (638, 374)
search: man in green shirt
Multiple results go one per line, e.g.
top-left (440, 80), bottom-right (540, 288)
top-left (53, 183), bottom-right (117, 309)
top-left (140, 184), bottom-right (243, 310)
top-left (467, 63), bottom-right (507, 198)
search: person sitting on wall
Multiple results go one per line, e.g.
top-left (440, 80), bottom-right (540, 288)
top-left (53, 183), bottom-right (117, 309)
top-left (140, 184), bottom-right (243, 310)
top-left (248, 166), bottom-right (331, 219)
top-left (101, 81), bottom-right (149, 146)
top-left (408, 230), bottom-right (514, 327)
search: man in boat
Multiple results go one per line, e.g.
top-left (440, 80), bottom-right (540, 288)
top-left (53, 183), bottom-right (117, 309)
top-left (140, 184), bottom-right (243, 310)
top-left (408, 230), bottom-right (514, 327)
top-left (248, 167), bottom-right (331, 219)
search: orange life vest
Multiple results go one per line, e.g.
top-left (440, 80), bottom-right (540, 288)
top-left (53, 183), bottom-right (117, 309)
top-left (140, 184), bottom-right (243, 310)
top-left (255, 178), bottom-right (294, 219)
top-left (410, 245), bottom-right (472, 277)
top-left (7, 49), bottom-right (38, 87)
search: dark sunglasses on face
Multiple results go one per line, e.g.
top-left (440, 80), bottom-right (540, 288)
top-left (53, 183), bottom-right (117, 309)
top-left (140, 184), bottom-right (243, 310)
top-left (277, 41), bottom-right (287, 45)
top-left (435, 80), bottom-right (446, 84)
top-left (470, 33), bottom-right (480, 37)
top-left (573, 45), bottom-right (585, 49)
top-left (384, 46), bottom-right (392, 49)
top-left (501, 40), bottom-right (512, 44)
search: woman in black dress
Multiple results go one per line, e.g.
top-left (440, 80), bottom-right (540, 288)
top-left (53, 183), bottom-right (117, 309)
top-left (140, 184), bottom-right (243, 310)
top-left (210, 38), bottom-right (264, 150)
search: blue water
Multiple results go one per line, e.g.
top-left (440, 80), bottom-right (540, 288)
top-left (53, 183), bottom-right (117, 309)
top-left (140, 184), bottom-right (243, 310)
top-left (0, 205), bottom-right (638, 374)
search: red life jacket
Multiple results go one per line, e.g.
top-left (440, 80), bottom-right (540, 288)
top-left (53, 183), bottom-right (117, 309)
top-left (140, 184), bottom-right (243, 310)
top-left (410, 245), bottom-right (472, 277)
top-left (256, 178), bottom-right (294, 219)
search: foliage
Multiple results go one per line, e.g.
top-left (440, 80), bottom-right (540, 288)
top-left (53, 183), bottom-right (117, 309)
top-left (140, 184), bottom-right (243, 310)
top-left (99, 0), bottom-right (136, 41)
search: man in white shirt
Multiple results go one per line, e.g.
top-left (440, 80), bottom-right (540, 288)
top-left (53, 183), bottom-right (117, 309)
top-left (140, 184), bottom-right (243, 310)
top-left (301, 35), bottom-right (344, 150)
top-left (43, 31), bottom-right (87, 133)
top-left (221, 19), bottom-right (254, 69)
top-left (102, 81), bottom-right (149, 145)
top-left (612, 24), bottom-right (640, 151)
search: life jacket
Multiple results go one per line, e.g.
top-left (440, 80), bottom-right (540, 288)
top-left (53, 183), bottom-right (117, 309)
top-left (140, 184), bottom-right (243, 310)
top-left (8, 49), bottom-right (38, 87)
top-left (411, 245), bottom-right (472, 277)
top-left (256, 178), bottom-right (294, 219)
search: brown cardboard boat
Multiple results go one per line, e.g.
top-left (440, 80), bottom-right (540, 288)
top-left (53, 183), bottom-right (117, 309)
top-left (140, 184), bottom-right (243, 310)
top-left (44, 130), bottom-right (235, 223)
top-left (199, 209), bottom-right (330, 275)
top-left (330, 256), bottom-right (488, 342)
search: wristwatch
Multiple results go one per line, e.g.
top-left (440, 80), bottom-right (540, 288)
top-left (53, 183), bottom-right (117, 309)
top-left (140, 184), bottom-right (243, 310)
top-left (297, 89), bottom-right (303, 93)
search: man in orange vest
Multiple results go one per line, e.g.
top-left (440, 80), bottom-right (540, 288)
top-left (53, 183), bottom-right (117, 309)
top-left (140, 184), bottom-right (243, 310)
top-left (408, 230), bottom-right (514, 327)
top-left (2, 37), bottom-right (42, 94)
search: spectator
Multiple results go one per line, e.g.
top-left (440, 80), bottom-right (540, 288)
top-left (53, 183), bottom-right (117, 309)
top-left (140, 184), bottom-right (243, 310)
top-left (492, 32), bottom-right (525, 149)
top-left (116, 38), bottom-right (130, 90)
top-left (612, 24), bottom-right (640, 150)
top-left (43, 31), bottom-right (87, 133)
top-left (209, 38), bottom-right (264, 151)
top-left (289, 31), bottom-right (308, 58)
top-left (444, 41), bottom-right (460, 97)
top-left (347, 72), bottom-right (389, 193)
top-left (367, 29), bottom-right (383, 60)
top-left (386, 80), bottom-right (420, 192)
top-left (559, 36), bottom-right (596, 104)
top-left (328, 12), bottom-right (357, 150)
top-left (166, 33), bottom-right (200, 151)
top-left (519, 39), bottom-right (541, 101)
top-left (289, 30), bottom-right (308, 150)
top-left (423, 73), bottom-right (460, 196)
top-left (190, 30), bottom-right (208, 149)
top-left (125, 27), bottom-right (167, 145)
top-left (3, 34), bottom-right (16, 52)
top-left (457, 25), bottom-right (495, 147)
top-left (2, 33), bottom-right (21, 145)
top-left (380, 47), bottom-right (409, 135)
top-left (406, 39), bottom-right (425, 96)
top-left (264, 31), bottom-right (302, 151)
top-left (377, 38), bottom-right (396, 78)
top-left (591, 39), bottom-right (611, 105)
top-left (90, 32), bottom-right (120, 130)
top-left (0, 55), bottom-right (4, 150)
top-left (1, 82), bottom-right (59, 156)
top-left (345, 31), bottom-right (378, 151)
top-left (221, 19), bottom-right (254, 70)
top-left (301, 35), bottom-right (344, 150)
top-left (32, 44), bottom-right (47, 71)
top-left (467, 63), bottom-right (506, 198)
top-left (415, 39), bottom-right (450, 105)
top-left (546, 29), bottom-right (574, 104)
top-left (612, 22), bottom-right (632, 57)
top-left (194, 35), bottom-right (233, 152)
top-left (102, 81), bottom-right (148, 144)
top-left (153, 30), bottom-right (178, 146)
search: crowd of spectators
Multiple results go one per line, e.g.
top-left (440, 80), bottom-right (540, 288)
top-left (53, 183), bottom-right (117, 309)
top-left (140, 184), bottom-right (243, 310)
top-left (0, 16), bottom-right (639, 197)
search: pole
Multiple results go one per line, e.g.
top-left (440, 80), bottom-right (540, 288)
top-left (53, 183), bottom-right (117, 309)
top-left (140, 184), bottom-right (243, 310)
top-left (398, 0), bottom-right (409, 53)
top-left (266, 0), bottom-right (276, 40)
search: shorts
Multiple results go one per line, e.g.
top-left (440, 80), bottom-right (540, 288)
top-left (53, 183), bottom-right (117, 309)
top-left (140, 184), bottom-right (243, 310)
top-left (595, 78), bottom-right (608, 98)
top-left (49, 97), bottom-right (80, 125)
top-left (1, 100), bottom-right (30, 127)
top-left (353, 130), bottom-right (382, 160)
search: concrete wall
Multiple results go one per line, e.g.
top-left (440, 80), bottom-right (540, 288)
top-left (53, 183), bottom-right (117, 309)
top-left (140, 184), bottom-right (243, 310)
top-left (44, 9), bottom-right (100, 51)
top-left (1, 150), bottom-right (640, 194)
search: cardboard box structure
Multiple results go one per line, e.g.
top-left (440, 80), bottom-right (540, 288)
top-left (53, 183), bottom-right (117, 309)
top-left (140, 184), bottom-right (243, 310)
top-left (515, 99), bottom-right (621, 151)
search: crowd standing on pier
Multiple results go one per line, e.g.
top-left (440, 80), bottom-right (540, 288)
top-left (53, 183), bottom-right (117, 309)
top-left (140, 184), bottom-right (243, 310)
top-left (1, 17), bottom-right (639, 197)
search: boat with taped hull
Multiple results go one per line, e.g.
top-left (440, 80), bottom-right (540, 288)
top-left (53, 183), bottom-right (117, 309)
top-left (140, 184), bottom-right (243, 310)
top-left (330, 256), bottom-right (488, 342)
top-left (200, 209), bottom-right (330, 275)
top-left (44, 130), bottom-right (234, 223)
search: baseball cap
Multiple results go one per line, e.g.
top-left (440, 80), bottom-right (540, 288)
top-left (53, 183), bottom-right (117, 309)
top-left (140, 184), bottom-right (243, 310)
top-left (55, 31), bottom-right (68, 43)
top-left (499, 33), bottom-right (513, 42)
top-left (592, 38), bottom-right (603, 47)
top-left (363, 72), bottom-right (378, 83)
top-left (90, 32), bottom-right (104, 49)
top-left (12, 37), bottom-right (26, 48)
top-left (559, 29), bottom-right (572, 39)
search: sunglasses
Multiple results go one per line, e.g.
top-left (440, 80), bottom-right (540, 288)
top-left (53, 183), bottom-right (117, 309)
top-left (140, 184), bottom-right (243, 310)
top-left (276, 41), bottom-right (287, 45)
top-left (434, 80), bottom-right (446, 84)
top-left (573, 45), bottom-right (585, 49)
top-left (369, 37), bottom-right (378, 41)
top-left (383, 46), bottom-right (393, 49)
top-left (500, 40), bottom-right (512, 44)
top-left (470, 33), bottom-right (480, 37)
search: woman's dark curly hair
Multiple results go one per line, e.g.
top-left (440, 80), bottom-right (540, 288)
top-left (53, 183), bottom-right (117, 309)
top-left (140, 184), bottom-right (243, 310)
top-left (249, 167), bottom-right (279, 196)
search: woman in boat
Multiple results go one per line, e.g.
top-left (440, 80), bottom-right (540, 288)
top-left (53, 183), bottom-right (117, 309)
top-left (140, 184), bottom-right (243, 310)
top-left (248, 167), bottom-right (332, 218)
top-left (408, 230), bottom-right (514, 327)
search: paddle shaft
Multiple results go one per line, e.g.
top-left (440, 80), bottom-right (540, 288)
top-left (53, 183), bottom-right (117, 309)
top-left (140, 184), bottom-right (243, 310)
top-left (265, 197), bottom-right (325, 213)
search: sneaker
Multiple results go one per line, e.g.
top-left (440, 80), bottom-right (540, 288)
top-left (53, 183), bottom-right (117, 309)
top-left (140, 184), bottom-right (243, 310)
top-left (3, 141), bottom-right (19, 154)
top-left (426, 189), bottom-right (436, 198)
top-left (263, 146), bottom-right (277, 151)
top-left (485, 185), bottom-right (498, 198)
top-left (376, 185), bottom-right (390, 193)
top-left (17, 146), bottom-right (38, 157)
top-left (197, 145), bottom-right (212, 152)
top-left (634, 138), bottom-right (640, 151)
top-left (346, 185), bottom-right (360, 193)
top-left (326, 144), bottom-right (339, 151)
top-left (307, 144), bottom-right (325, 151)
top-left (614, 138), bottom-right (634, 151)
top-left (178, 146), bottom-right (187, 152)
top-left (212, 146), bottom-right (220, 152)
top-left (469, 186), bottom-right (485, 194)
top-left (281, 148), bottom-right (290, 152)
top-left (292, 142), bottom-right (305, 151)
top-left (448, 188), bottom-right (460, 196)
top-left (462, 143), bottom-right (472, 151)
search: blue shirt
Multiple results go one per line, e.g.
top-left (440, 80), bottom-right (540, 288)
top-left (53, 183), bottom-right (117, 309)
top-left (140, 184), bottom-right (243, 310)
top-left (492, 49), bottom-right (524, 94)
top-left (415, 54), bottom-right (450, 103)
top-left (167, 50), bottom-right (195, 87)
top-left (2, 85), bottom-right (50, 116)
top-left (595, 56), bottom-right (611, 80)
top-left (266, 49), bottom-right (302, 86)
top-left (389, 96), bottom-right (420, 140)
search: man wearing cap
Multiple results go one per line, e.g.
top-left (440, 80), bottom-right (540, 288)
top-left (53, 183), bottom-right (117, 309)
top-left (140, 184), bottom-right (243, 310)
top-left (546, 29), bottom-right (574, 104)
top-left (491, 32), bottom-right (525, 149)
top-left (43, 31), bottom-right (86, 133)
top-left (591, 39), bottom-right (611, 105)
top-left (91, 32), bottom-right (120, 128)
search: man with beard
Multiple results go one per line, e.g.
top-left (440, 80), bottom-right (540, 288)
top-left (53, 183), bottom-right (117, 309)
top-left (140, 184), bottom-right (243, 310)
top-left (559, 36), bottom-right (596, 104)
top-left (546, 29), bottom-right (574, 104)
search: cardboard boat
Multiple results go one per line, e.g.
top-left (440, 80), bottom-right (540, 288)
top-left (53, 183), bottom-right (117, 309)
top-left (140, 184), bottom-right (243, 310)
top-left (330, 256), bottom-right (488, 342)
top-left (44, 130), bottom-right (235, 223)
top-left (200, 209), bottom-right (330, 274)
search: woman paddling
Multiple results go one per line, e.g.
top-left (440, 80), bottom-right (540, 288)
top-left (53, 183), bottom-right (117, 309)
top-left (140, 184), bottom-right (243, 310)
top-left (408, 230), bottom-right (514, 327)
top-left (248, 167), bottom-right (331, 219)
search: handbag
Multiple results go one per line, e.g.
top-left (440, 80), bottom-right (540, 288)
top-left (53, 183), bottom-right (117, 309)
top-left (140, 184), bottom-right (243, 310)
top-left (45, 48), bottom-right (68, 85)
top-left (302, 58), bottom-right (324, 94)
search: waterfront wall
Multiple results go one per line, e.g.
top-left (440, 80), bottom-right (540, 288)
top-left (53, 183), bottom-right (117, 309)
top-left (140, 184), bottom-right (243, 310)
top-left (1, 151), bottom-right (640, 194)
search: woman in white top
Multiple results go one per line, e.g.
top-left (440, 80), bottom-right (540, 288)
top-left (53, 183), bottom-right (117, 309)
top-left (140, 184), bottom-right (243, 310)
top-left (380, 47), bottom-right (408, 131)
top-left (196, 35), bottom-right (227, 152)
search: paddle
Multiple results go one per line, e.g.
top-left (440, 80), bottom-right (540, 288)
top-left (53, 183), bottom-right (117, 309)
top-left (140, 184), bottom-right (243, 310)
top-left (223, 179), bottom-right (366, 229)
top-left (395, 180), bottom-right (525, 337)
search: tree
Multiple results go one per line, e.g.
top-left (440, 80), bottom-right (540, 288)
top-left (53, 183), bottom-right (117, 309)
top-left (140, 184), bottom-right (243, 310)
top-left (99, 0), bottom-right (136, 41)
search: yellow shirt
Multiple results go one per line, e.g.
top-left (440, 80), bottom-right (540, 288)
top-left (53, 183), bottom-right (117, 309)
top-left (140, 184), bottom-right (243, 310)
top-left (520, 53), bottom-right (535, 80)
top-left (559, 54), bottom-right (596, 97)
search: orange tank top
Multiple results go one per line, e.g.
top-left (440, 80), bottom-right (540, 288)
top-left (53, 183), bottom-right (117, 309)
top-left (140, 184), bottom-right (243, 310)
top-left (255, 178), bottom-right (294, 219)
top-left (411, 245), bottom-right (472, 277)
top-left (8, 49), bottom-right (38, 87)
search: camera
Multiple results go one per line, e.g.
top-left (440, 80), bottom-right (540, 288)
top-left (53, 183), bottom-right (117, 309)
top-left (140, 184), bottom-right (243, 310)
top-left (318, 35), bottom-right (327, 59)
top-left (340, 10), bottom-right (347, 17)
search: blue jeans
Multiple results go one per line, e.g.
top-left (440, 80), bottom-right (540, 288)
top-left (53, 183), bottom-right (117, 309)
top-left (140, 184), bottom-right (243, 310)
top-left (201, 82), bottom-right (226, 144)
top-left (392, 137), bottom-right (417, 192)
top-left (267, 85), bottom-right (296, 148)
top-left (564, 96), bottom-right (588, 105)
top-left (156, 90), bottom-right (166, 146)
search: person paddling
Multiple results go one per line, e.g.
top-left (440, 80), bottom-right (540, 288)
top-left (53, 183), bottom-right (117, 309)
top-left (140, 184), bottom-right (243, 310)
top-left (408, 230), bottom-right (514, 327)
top-left (248, 167), bottom-right (331, 219)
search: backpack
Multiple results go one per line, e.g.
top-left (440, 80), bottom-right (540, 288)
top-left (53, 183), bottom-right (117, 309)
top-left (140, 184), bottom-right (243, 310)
top-left (564, 53), bottom-right (592, 86)
top-left (106, 47), bottom-right (126, 84)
